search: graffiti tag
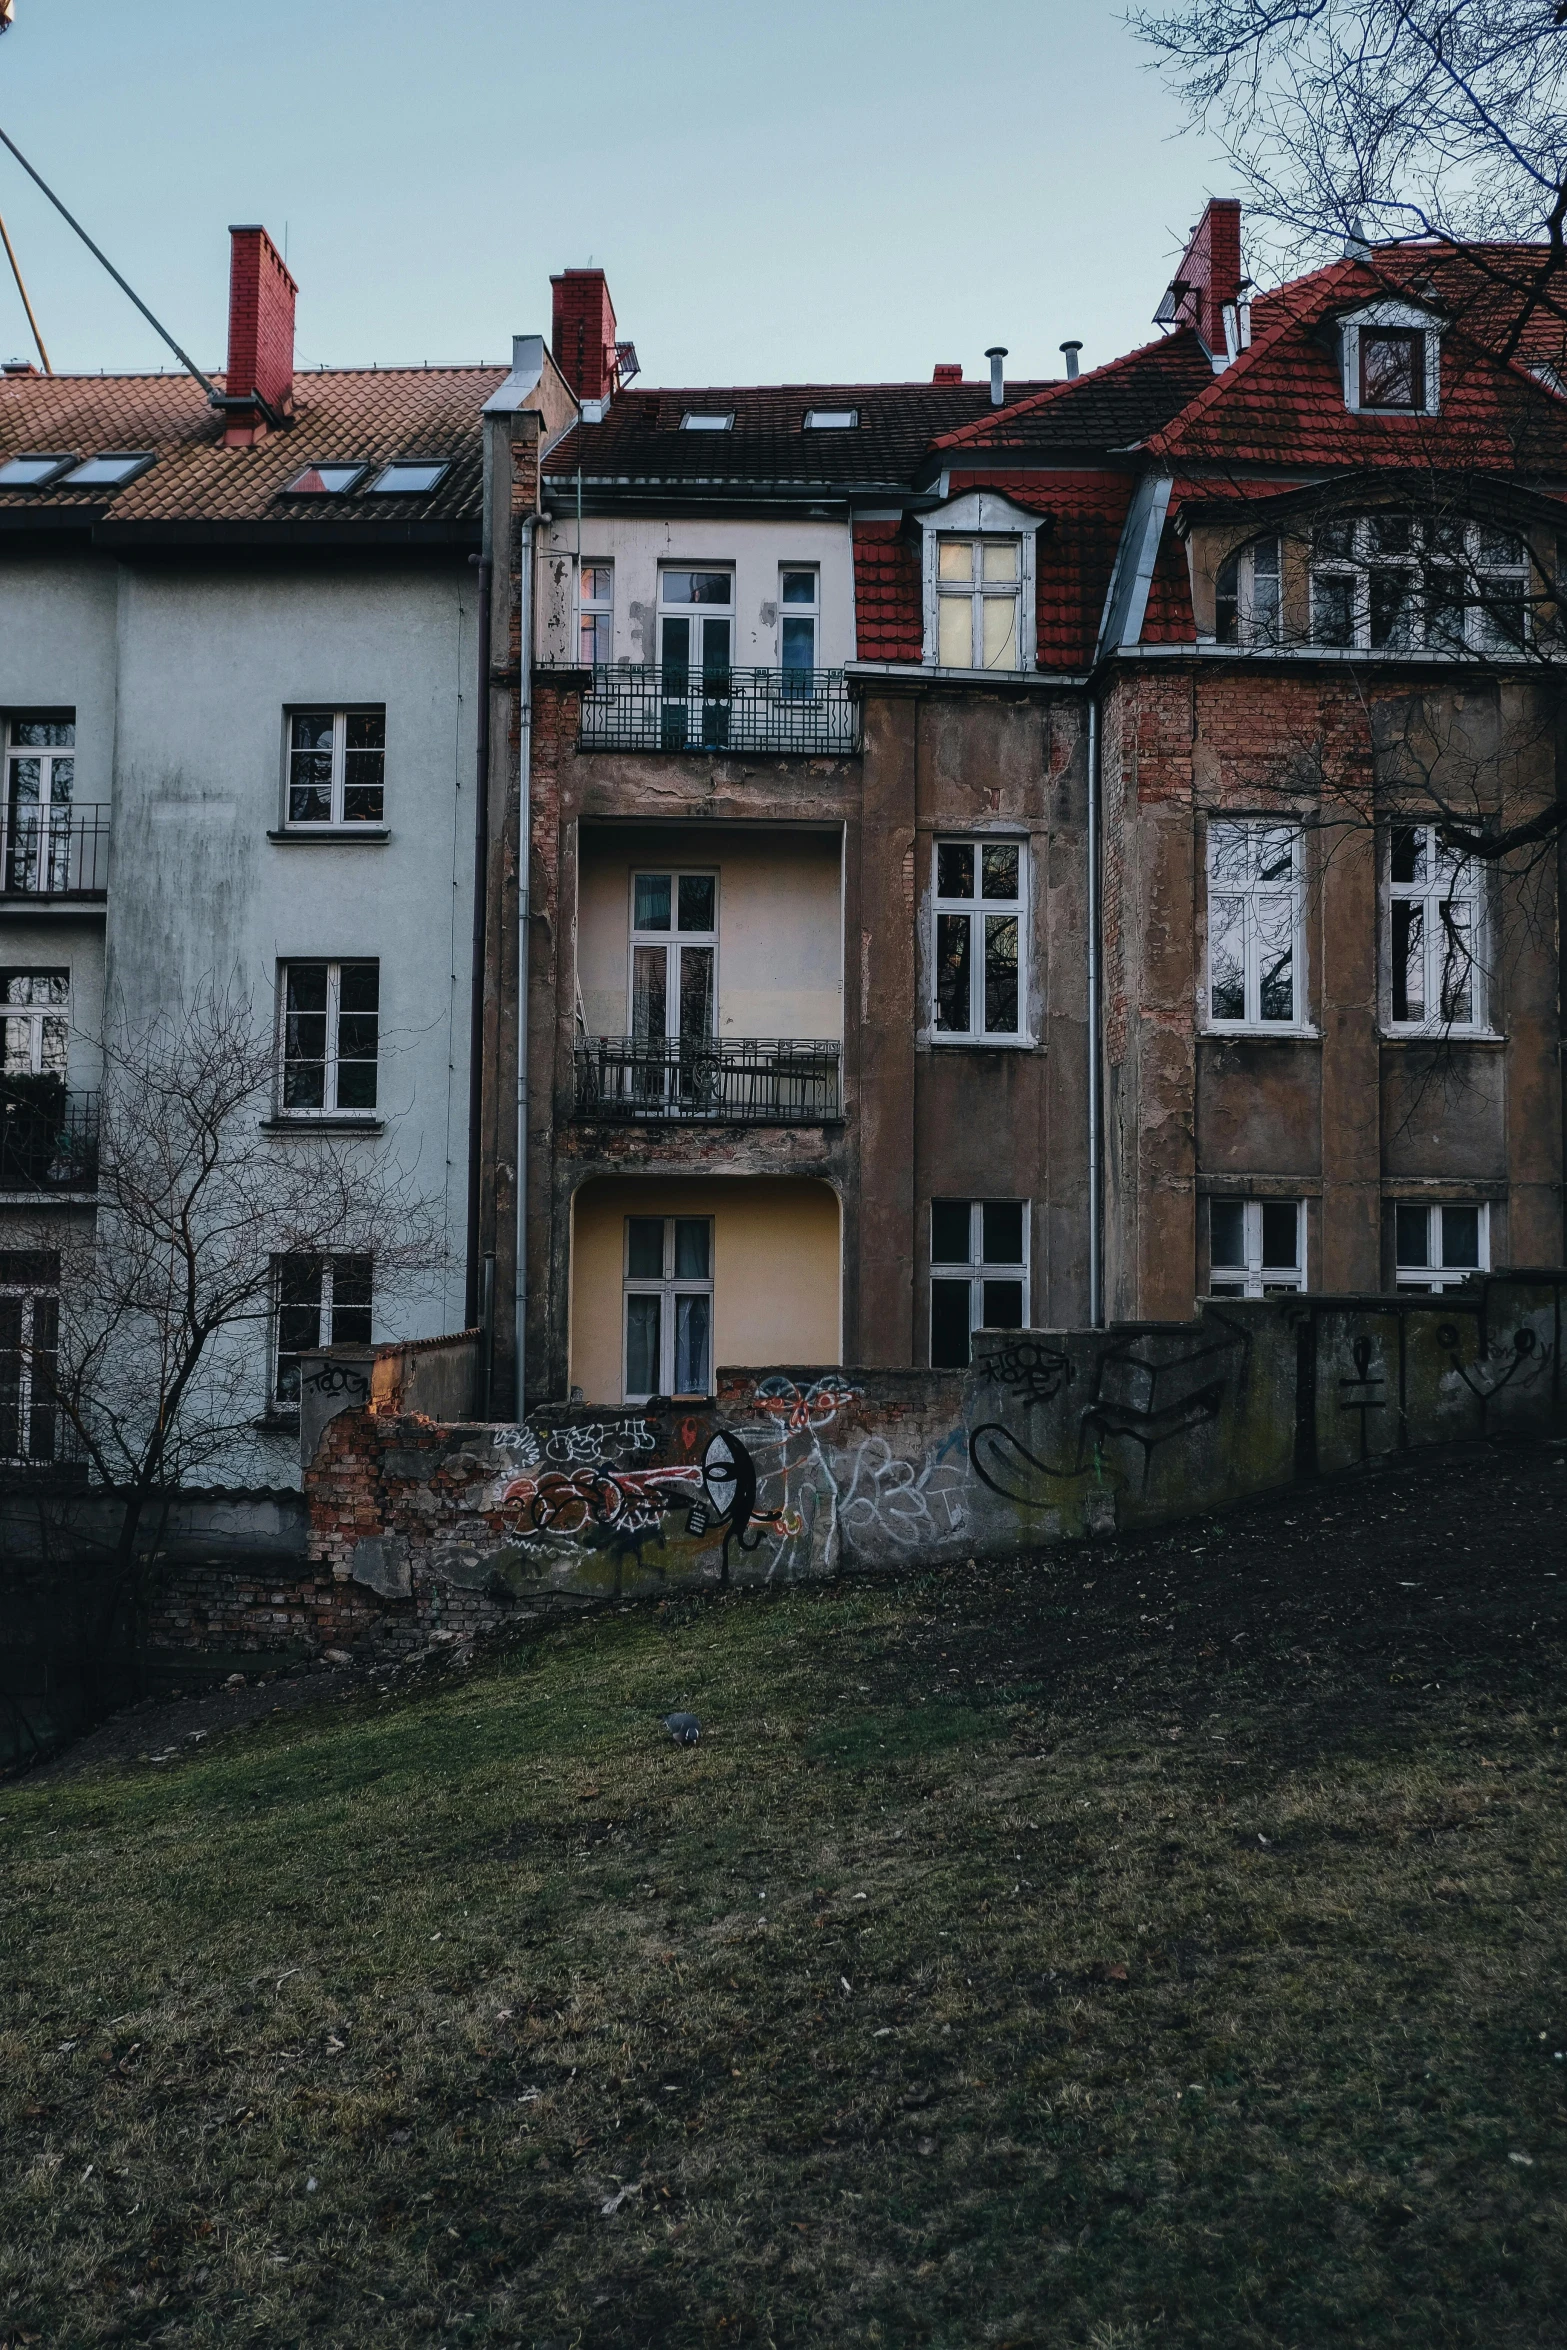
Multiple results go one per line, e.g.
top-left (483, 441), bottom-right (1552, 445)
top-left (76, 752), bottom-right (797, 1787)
top-left (540, 1417), bottom-right (657, 1465)
top-left (977, 1337), bottom-right (1073, 1408)
top-left (751, 1374), bottom-right (864, 1433)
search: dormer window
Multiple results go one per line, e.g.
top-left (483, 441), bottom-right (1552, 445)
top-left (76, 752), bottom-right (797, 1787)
top-left (1361, 329), bottom-right (1424, 411)
top-left (1215, 535), bottom-right (1281, 646)
top-left (918, 489), bottom-right (1043, 673)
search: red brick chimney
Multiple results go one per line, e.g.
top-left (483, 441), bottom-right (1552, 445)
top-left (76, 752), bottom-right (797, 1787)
top-left (223, 225), bottom-right (296, 447)
top-left (550, 268), bottom-right (619, 408)
top-left (1161, 198), bottom-right (1242, 352)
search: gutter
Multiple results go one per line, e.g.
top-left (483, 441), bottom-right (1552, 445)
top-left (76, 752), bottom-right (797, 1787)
top-left (515, 516), bottom-right (536, 1416)
top-left (464, 552), bottom-right (492, 1375)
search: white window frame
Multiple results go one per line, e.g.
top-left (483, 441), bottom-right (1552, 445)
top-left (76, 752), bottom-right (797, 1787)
top-left (929, 1198), bottom-right (1030, 1368)
top-left (1386, 823), bottom-right (1488, 1035)
top-left (1339, 300), bottom-right (1443, 416)
top-left (0, 966), bottom-right (69, 1077)
top-left (1309, 513), bottom-right (1532, 654)
top-left (1209, 1198), bottom-right (1305, 1297)
top-left (1394, 1200), bottom-right (1490, 1291)
top-left (283, 707), bottom-right (386, 829)
top-left (577, 560), bottom-right (614, 666)
top-left (919, 490), bottom-right (1042, 672)
top-left (0, 1266), bottom-right (60, 1463)
top-left (1204, 820), bottom-right (1309, 1034)
top-left (628, 870), bottom-right (718, 1042)
top-left (277, 958), bottom-right (380, 1118)
top-left (931, 836), bottom-right (1028, 1045)
top-left (778, 565), bottom-right (819, 683)
top-left (679, 412), bottom-right (734, 431)
top-left (1213, 534), bottom-right (1281, 646)
top-left (804, 408), bottom-right (858, 430)
top-left (622, 1215), bottom-right (715, 1402)
top-left (271, 1252), bottom-right (374, 1408)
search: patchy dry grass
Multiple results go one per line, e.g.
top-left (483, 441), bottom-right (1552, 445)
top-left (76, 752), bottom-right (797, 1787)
top-left (3, 1442), bottom-right (1567, 2348)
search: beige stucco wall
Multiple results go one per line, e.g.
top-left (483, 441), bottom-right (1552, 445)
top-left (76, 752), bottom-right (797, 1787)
top-left (537, 513), bottom-right (856, 670)
top-left (569, 1176), bottom-right (841, 1404)
top-left (577, 825), bottom-right (843, 1040)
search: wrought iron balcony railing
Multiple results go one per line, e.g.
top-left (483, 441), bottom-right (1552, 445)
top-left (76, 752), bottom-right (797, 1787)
top-left (573, 665), bottom-right (859, 755)
top-left (1, 804), bottom-right (110, 899)
top-left (573, 1036), bottom-right (842, 1124)
top-left (0, 1083), bottom-right (99, 1191)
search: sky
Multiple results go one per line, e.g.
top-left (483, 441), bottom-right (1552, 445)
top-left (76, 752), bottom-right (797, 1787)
top-left (0, 0), bottom-right (1230, 388)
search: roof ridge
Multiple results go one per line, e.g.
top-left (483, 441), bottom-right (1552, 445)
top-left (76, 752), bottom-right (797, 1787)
top-left (1142, 261), bottom-right (1357, 461)
top-left (930, 329), bottom-right (1212, 451)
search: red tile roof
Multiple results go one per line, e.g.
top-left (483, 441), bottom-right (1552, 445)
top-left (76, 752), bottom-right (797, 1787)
top-left (0, 364), bottom-right (504, 533)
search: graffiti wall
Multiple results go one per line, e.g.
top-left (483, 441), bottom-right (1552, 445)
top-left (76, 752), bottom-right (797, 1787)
top-left (306, 1278), bottom-right (1566, 1608)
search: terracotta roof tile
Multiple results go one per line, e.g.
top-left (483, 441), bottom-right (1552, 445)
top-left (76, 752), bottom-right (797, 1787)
top-left (933, 333), bottom-right (1218, 454)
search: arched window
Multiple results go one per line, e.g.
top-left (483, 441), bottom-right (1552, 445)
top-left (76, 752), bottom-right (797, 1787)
top-left (1309, 514), bottom-right (1531, 654)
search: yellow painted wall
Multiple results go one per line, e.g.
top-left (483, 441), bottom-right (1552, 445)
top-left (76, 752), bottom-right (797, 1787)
top-left (569, 1176), bottom-right (841, 1404)
top-left (577, 826), bottom-right (842, 1042)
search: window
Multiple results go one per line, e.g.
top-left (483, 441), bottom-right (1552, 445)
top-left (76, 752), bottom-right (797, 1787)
top-left (58, 453), bottom-right (150, 487)
top-left (679, 412), bottom-right (734, 431)
top-left (623, 1216), bottom-right (713, 1401)
top-left (1394, 1200), bottom-right (1488, 1291)
top-left (272, 1253), bottom-right (372, 1406)
top-left (282, 463), bottom-right (368, 495)
top-left (1360, 329), bottom-right (1424, 411)
top-left (280, 960), bottom-right (379, 1114)
top-left (1209, 1199), bottom-right (1304, 1296)
top-left (285, 709), bottom-right (386, 827)
top-left (0, 1249), bottom-right (60, 1462)
top-left (1388, 825), bottom-right (1484, 1030)
top-left (1310, 513), bottom-right (1532, 653)
top-left (368, 460), bottom-right (448, 494)
top-left (578, 563), bottom-right (614, 665)
top-left (932, 839), bottom-right (1025, 1041)
top-left (935, 537), bottom-right (1022, 669)
top-left (1214, 535), bottom-right (1281, 646)
top-left (1206, 822), bottom-right (1303, 1030)
top-left (804, 409), bottom-right (858, 429)
top-left (780, 567), bottom-right (818, 688)
top-left (4, 713), bottom-right (74, 893)
top-left (0, 454), bottom-right (72, 488)
top-left (658, 570), bottom-right (733, 748)
top-left (1, 969), bottom-right (68, 1076)
top-left (630, 871), bottom-right (716, 1047)
top-left (930, 1199), bottom-right (1028, 1368)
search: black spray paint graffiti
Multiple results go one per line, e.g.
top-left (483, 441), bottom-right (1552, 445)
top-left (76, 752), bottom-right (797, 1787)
top-left (1338, 1334), bottom-right (1388, 1461)
top-left (971, 1319), bottom-right (1249, 1507)
top-left (499, 1425), bottom-right (799, 1576)
top-left (1438, 1319), bottom-right (1551, 1425)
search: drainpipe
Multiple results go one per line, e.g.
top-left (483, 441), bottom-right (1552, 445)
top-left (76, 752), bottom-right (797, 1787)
top-left (514, 515), bottom-right (537, 1417)
top-left (464, 553), bottom-right (493, 1378)
top-left (1087, 695), bottom-right (1103, 1327)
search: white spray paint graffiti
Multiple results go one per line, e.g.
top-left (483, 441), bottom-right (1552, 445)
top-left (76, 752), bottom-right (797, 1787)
top-left (729, 1375), bottom-right (970, 1575)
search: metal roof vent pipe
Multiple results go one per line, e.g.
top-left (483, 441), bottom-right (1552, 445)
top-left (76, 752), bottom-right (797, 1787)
top-left (1060, 339), bottom-right (1082, 380)
top-left (985, 344), bottom-right (1008, 405)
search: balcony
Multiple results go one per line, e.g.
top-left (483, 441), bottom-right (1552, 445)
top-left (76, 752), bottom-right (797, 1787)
top-left (0, 1081), bottom-right (99, 1192)
top-left (573, 1036), bottom-right (841, 1124)
top-left (574, 666), bottom-right (859, 756)
top-left (1, 804), bottom-right (110, 901)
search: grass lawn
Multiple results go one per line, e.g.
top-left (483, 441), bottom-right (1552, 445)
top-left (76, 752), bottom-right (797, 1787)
top-left (3, 1440), bottom-right (1566, 2348)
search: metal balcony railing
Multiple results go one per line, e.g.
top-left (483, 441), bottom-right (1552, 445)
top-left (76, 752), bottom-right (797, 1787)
top-left (573, 1036), bottom-right (842, 1124)
top-left (1, 804), bottom-right (110, 899)
top-left (574, 666), bottom-right (859, 755)
top-left (0, 1084), bottom-right (99, 1191)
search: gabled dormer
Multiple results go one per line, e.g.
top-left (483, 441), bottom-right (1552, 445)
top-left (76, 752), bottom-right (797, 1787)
top-left (1333, 295), bottom-right (1446, 416)
top-left (918, 489), bottom-right (1045, 672)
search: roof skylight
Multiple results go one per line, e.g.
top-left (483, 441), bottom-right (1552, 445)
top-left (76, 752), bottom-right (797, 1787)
top-left (0, 453), bottom-right (72, 488)
top-left (367, 460), bottom-right (449, 493)
top-left (804, 408), bottom-right (858, 429)
top-left (282, 462), bottom-right (368, 495)
top-left (59, 453), bottom-right (151, 487)
top-left (680, 412), bottom-right (734, 431)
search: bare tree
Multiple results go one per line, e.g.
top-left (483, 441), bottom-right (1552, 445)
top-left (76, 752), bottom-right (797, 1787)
top-left (1130, 0), bottom-right (1567, 268)
top-left (4, 980), bottom-right (443, 1690)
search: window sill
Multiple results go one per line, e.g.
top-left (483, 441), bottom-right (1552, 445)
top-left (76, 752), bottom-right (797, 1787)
top-left (1381, 1029), bottom-right (1505, 1049)
top-left (1201, 1026), bottom-right (1319, 1044)
top-left (927, 1033), bottom-right (1038, 1052)
top-left (254, 1409), bottom-right (300, 1433)
top-left (267, 827), bottom-right (390, 845)
top-left (259, 1116), bottom-right (385, 1136)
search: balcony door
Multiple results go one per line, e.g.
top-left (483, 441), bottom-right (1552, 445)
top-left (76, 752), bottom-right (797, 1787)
top-left (5, 714), bottom-right (74, 894)
top-left (658, 570), bottom-right (732, 748)
top-left (630, 870), bottom-right (716, 1049)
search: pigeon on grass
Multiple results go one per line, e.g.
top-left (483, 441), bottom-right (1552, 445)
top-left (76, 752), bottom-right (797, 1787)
top-left (662, 1712), bottom-right (701, 1746)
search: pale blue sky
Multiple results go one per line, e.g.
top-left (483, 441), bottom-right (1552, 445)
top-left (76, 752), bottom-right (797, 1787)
top-left (0, 0), bottom-right (1229, 386)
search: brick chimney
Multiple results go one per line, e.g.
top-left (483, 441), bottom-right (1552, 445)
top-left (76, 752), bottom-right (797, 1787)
top-left (223, 225), bottom-right (296, 447)
top-left (1157, 198), bottom-right (1242, 353)
top-left (932, 362), bottom-right (963, 384)
top-left (550, 268), bottom-right (619, 409)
